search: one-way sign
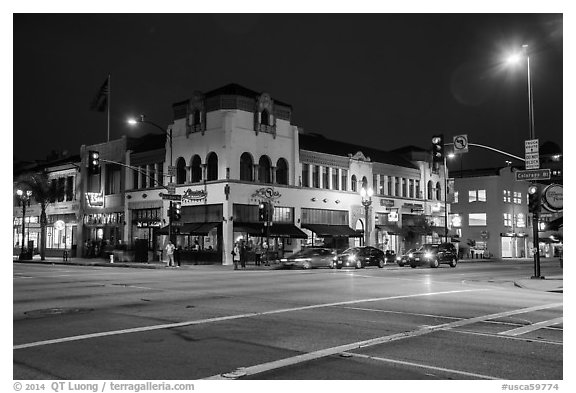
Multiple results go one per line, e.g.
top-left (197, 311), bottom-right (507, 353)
top-left (515, 169), bottom-right (551, 181)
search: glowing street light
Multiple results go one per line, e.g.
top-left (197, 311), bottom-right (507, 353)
top-left (360, 187), bottom-right (373, 246)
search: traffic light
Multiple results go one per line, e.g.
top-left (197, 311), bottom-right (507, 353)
top-left (88, 150), bottom-right (100, 175)
top-left (431, 135), bottom-right (444, 163)
top-left (528, 185), bottom-right (541, 213)
top-left (258, 202), bottom-right (267, 222)
top-left (173, 201), bottom-right (182, 221)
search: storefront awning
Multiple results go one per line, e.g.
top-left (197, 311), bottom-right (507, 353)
top-left (375, 224), bottom-right (400, 234)
top-left (269, 223), bottom-right (308, 239)
top-left (301, 224), bottom-right (362, 237)
top-left (233, 222), bottom-right (308, 238)
top-left (186, 222), bottom-right (220, 235)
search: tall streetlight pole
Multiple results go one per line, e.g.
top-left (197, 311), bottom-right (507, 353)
top-left (128, 115), bottom-right (174, 243)
top-left (16, 189), bottom-right (32, 260)
top-left (509, 45), bottom-right (541, 279)
top-left (360, 187), bottom-right (373, 247)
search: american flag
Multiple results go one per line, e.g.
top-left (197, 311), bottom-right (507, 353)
top-left (90, 77), bottom-right (109, 112)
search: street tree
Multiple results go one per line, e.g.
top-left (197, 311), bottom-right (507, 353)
top-left (15, 171), bottom-right (64, 261)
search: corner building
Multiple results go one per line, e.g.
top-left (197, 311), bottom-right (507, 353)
top-left (125, 84), bottom-right (450, 265)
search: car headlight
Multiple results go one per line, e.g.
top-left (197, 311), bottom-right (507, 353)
top-left (424, 252), bottom-right (433, 259)
top-left (348, 255), bottom-right (356, 262)
top-left (396, 256), bottom-right (401, 261)
top-left (280, 258), bottom-right (287, 262)
top-left (408, 253), bottom-right (413, 258)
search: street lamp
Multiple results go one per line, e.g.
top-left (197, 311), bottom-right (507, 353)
top-left (128, 115), bottom-right (175, 243)
top-left (16, 189), bottom-right (32, 260)
top-left (507, 44), bottom-right (542, 279)
top-left (360, 187), bottom-right (373, 246)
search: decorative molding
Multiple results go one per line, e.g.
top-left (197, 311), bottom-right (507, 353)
top-left (348, 151), bottom-right (371, 162)
top-left (300, 150), bottom-right (349, 168)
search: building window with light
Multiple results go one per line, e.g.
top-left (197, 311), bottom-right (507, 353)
top-left (409, 179), bottom-right (414, 198)
top-left (515, 213), bottom-right (526, 228)
top-left (453, 191), bottom-right (459, 203)
top-left (341, 169), bottom-right (348, 191)
top-left (477, 189), bottom-right (486, 202)
top-left (322, 167), bottom-right (329, 189)
top-left (503, 190), bottom-right (511, 203)
top-left (469, 189), bottom-right (486, 202)
top-left (503, 213), bottom-right (512, 227)
top-left (415, 180), bottom-right (420, 199)
top-left (468, 213), bottom-right (487, 226)
top-left (513, 191), bottom-right (522, 204)
top-left (395, 177), bottom-right (400, 197)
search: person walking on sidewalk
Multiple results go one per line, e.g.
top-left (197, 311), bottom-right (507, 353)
top-left (232, 242), bottom-right (240, 270)
top-left (240, 241), bottom-right (247, 269)
top-left (175, 245), bottom-right (182, 267)
top-left (165, 241), bottom-right (176, 267)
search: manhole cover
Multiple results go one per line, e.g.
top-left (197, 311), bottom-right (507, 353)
top-left (24, 307), bottom-right (93, 318)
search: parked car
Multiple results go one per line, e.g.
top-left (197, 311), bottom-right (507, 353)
top-left (333, 246), bottom-right (387, 269)
top-left (280, 247), bottom-right (337, 269)
top-left (396, 248), bottom-right (416, 267)
top-left (410, 243), bottom-right (458, 268)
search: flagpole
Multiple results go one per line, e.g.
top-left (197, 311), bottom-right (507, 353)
top-left (107, 73), bottom-right (111, 142)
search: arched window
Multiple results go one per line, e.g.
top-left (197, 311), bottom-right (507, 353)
top-left (361, 176), bottom-right (368, 191)
top-left (261, 109), bottom-right (270, 126)
top-left (191, 155), bottom-right (202, 183)
top-left (427, 180), bottom-right (434, 200)
top-left (175, 157), bottom-right (187, 185)
top-left (193, 109), bottom-right (201, 126)
top-left (351, 175), bottom-right (357, 192)
top-left (276, 158), bottom-right (289, 185)
top-left (240, 153), bottom-right (253, 181)
top-left (258, 156), bottom-right (272, 183)
top-left (206, 152), bottom-right (218, 181)
top-left (436, 181), bottom-right (442, 201)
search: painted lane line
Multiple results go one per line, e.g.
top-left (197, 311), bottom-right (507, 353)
top-left (338, 306), bottom-right (562, 330)
top-left (452, 329), bottom-right (563, 345)
top-left (13, 288), bottom-right (484, 350)
top-left (498, 317), bottom-right (563, 337)
top-left (204, 302), bottom-right (562, 380)
top-left (340, 352), bottom-right (500, 380)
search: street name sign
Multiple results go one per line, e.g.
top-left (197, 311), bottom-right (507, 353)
top-left (515, 169), bottom-right (551, 181)
top-left (525, 139), bottom-right (540, 170)
top-left (160, 193), bottom-right (182, 201)
top-left (171, 221), bottom-right (184, 227)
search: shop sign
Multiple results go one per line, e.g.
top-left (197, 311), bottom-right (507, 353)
top-left (379, 199), bottom-right (394, 207)
top-left (252, 187), bottom-right (281, 202)
top-left (85, 192), bottom-right (104, 207)
top-left (53, 220), bottom-right (65, 231)
top-left (136, 221), bottom-right (161, 228)
top-left (182, 189), bottom-right (207, 202)
top-left (542, 184), bottom-right (563, 212)
top-left (388, 210), bottom-right (399, 222)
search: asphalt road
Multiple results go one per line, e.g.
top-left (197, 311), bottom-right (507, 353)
top-left (13, 259), bottom-right (563, 381)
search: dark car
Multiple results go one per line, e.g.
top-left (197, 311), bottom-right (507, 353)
top-left (333, 246), bottom-right (388, 269)
top-left (280, 247), bottom-right (337, 269)
top-left (396, 249), bottom-right (416, 267)
top-left (410, 243), bottom-right (458, 268)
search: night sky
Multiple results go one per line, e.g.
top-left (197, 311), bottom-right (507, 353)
top-left (13, 12), bottom-right (563, 171)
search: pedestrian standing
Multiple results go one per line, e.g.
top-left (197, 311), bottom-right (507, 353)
top-left (232, 242), bottom-right (240, 270)
top-left (165, 241), bottom-right (175, 267)
top-left (175, 245), bottom-right (182, 267)
top-left (255, 243), bottom-right (262, 266)
top-left (240, 241), bottom-right (247, 269)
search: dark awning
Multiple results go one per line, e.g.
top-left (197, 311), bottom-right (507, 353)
top-left (269, 223), bottom-right (308, 239)
top-left (233, 222), bottom-right (265, 235)
top-left (187, 222), bottom-right (220, 235)
top-left (545, 216), bottom-right (563, 231)
top-left (375, 224), bottom-right (400, 234)
top-left (301, 224), bottom-right (362, 237)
